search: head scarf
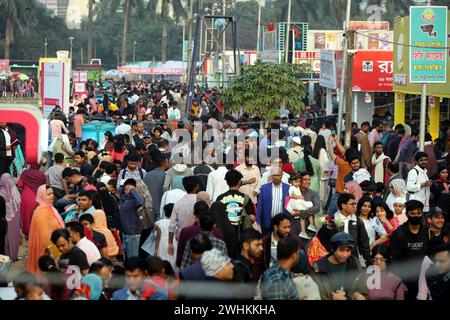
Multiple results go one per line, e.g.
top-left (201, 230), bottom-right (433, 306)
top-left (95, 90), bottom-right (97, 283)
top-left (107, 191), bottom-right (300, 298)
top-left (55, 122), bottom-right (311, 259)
top-left (390, 179), bottom-right (406, 198)
top-left (393, 196), bottom-right (406, 205)
top-left (0, 173), bottom-right (21, 221)
top-left (35, 185), bottom-right (65, 228)
top-left (96, 182), bottom-right (116, 224)
top-left (77, 274), bottom-right (103, 300)
top-left (92, 209), bottom-right (119, 256)
top-left (344, 181), bottom-right (363, 204)
top-left (20, 167), bottom-right (47, 194)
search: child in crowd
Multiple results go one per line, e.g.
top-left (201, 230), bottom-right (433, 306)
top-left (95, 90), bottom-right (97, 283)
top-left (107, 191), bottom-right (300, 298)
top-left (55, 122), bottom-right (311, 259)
top-left (155, 203), bottom-right (176, 268)
top-left (286, 173), bottom-right (314, 239)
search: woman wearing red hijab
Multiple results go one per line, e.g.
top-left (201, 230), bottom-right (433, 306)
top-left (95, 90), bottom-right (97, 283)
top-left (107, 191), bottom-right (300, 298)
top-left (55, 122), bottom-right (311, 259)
top-left (18, 164), bottom-right (46, 238)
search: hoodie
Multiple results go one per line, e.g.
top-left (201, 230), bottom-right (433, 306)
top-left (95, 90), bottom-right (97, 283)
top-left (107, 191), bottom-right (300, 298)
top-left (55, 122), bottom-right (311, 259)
top-left (163, 164), bottom-right (194, 192)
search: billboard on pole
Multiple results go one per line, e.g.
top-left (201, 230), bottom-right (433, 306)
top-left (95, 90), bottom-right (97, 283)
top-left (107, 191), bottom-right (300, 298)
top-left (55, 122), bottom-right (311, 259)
top-left (41, 62), bottom-right (65, 118)
top-left (410, 6), bottom-right (448, 83)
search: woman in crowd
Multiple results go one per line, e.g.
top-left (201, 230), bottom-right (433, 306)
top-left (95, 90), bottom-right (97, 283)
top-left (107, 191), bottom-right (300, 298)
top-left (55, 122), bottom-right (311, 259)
top-left (313, 135), bottom-right (331, 208)
top-left (0, 173), bottom-right (22, 261)
top-left (100, 131), bottom-right (115, 152)
top-left (374, 202), bottom-right (400, 237)
top-left (96, 183), bottom-right (121, 231)
top-left (344, 181), bottom-right (363, 204)
top-left (92, 209), bottom-right (119, 259)
top-left (386, 179), bottom-right (407, 213)
top-left (431, 167), bottom-right (450, 217)
top-left (307, 217), bottom-right (339, 266)
top-left (294, 143), bottom-right (321, 193)
top-left (356, 196), bottom-right (388, 250)
top-left (354, 245), bottom-right (407, 300)
top-left (26, 185), bottom-right (65, 275)
top-left (109, 134), bottom-right (127, 163)
top-left (0, 196), bottom-right (7, 256)
top-left (17, 164), bottom-right (46, 238)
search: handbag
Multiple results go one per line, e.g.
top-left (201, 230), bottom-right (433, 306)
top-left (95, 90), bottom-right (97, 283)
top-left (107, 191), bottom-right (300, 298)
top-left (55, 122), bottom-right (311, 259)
top-left (0, 254), bottom-right (12, 276)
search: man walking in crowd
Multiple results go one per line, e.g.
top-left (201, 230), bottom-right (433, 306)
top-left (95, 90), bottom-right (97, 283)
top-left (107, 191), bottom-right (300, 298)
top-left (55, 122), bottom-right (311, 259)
top-left (389, 200), bottom-right (429, 300)
top-left (335, 194), bottom-right (371, 267)
top-left (406, 151), bottom-right (432, 213)
top-left (371, 142), bottom-right (391, 185)
top-left (256, 167), bottom-right (290, 236)
top-left (261, 237), bottom-right (300, 300)
top-left (355, 121), bottom-right (372, 169)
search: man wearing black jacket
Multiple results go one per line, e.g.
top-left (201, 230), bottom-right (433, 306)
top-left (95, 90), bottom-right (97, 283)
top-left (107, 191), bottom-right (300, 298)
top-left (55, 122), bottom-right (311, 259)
top-left (233, 229), bottom-right (263, 294)
top-left (334, 193), bottom-right (371, 267)
top-left (389, 200), bottom-right (430, 300)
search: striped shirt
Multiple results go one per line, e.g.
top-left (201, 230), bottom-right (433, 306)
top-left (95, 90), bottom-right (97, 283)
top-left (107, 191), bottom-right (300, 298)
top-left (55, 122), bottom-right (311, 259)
top-left (271, 183), bottom-right (283, 217)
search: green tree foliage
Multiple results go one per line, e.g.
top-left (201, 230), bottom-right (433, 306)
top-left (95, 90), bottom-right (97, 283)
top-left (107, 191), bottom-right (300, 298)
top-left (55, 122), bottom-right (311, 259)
top-left (0, 0), bottom-right (37, 59)
top-left (222, 62), bottom-right (309, 119)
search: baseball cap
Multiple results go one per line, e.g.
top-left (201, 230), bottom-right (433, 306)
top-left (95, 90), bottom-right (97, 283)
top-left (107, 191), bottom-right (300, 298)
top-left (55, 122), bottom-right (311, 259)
top-left (429, 206), bottom-right (445, 218)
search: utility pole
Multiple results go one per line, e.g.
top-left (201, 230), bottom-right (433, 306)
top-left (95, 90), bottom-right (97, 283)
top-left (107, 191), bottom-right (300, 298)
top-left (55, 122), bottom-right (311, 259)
top-left (222, 0), bottom-right (227, 89)
top-left (337, 0), bottom-right (352, 141)
top-left (419, 0), bottom-right (431, 150)
top-left (80, 47), bottom-right (84, 65)
top-left (256, 2), bottom-right (262, 58)
top-left (186, 0), bottom-right (194, 85)
top-left (44, 37), bottom-right (48, 58)
top-left (133, 41), bottom-right (137, 62)
top-left (284, 0), bottom-right (292, 63)
top-left (345, 29), bottom-right (356, 135)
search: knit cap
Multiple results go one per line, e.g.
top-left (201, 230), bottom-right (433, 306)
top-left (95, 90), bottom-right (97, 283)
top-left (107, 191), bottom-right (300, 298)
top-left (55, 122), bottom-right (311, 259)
top-left (200, 248), bottom-right (231, 277)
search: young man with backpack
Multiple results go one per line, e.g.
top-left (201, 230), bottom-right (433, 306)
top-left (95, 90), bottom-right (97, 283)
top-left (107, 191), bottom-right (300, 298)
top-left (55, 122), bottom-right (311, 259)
top-left (406, 151), bottom-right (432, 213)
top-left (116, 153), bottom-right (147, 191)
top-left (119, 179), bottom-right (145, 258)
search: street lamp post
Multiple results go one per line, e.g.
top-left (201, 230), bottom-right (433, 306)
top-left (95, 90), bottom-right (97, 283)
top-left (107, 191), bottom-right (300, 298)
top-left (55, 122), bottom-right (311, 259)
top-left (133, 41), bottom-right (137, 62)
top-left (68, 36), bottom-right (74, 69)
top-left (284, 0), bottom-right (292, 63)
top-left (256, 2), bottom-right (262, 58)
top-left (44, 37), bottom-right (48, 58)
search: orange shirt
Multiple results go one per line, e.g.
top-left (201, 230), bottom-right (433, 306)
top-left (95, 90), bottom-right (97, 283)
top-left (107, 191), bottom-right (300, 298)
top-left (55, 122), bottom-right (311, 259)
top-left (74, 114), bottom-right (84, 138)
top-left (335, 157), bottom-right (352, 193)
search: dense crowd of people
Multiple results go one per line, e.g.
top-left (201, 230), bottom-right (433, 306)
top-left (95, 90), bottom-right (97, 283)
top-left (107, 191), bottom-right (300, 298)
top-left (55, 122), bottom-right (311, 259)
top-left (0, 79), bottom-right (449, 301)
top-left (0, 78), bottom-right (38, 99)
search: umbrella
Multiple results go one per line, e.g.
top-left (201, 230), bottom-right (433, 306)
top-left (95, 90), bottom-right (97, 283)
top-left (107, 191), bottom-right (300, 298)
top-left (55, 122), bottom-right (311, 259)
top-left (0, 70), bottom-right (12, 77)
top-left (104, 69), bottom-right (121, 77)
top-left (18, 73), bottom-right (29, 80)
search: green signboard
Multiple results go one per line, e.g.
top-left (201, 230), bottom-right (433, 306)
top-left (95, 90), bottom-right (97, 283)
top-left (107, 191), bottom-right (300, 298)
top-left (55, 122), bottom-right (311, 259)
top-left (410, 6), bottom-right (448, 83)
top-left (183, 40), bottom-right (194, 62)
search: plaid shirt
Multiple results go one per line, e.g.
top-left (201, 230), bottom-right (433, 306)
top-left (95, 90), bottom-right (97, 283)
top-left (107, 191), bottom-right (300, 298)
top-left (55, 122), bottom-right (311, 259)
top-left (181, 234), bottom-right (228, 269)
top-left (261, 264), bottom-right (298, 300)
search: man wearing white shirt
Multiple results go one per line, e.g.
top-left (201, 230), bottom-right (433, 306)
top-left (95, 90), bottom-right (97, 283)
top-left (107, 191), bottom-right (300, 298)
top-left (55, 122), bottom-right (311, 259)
top-left (206, 163), bottom-right (229, 201)
top-left (0, 122), bottom-right (12, 175)
top-left (159, 188), bottom-right (187, 217)
top-left (66, 221), bottom-right (101, 266)
top-left (406, 151), bottom-right (432, 213)
top-left (167, 102), bottom-right (181, 121)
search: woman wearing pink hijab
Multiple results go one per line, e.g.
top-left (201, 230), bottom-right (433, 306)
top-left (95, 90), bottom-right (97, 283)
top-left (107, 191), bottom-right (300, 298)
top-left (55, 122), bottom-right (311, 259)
top-left (0, 173), bottom-right (22, 261)
top-left (26, 185), bottom-right (65, 275)
top-left (344, 181), bottom-right (363, 203)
